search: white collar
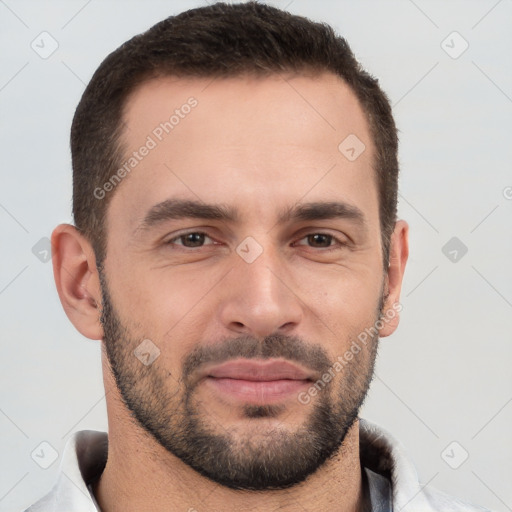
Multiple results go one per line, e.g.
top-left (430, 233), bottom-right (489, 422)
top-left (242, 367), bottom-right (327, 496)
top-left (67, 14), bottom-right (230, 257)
top-left (25, 419), bottom-right (488, 512)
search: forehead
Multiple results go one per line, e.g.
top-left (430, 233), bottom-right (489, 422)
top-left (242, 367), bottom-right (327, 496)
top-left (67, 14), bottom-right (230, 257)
top-left (109, 72), bottom-right (377, 231)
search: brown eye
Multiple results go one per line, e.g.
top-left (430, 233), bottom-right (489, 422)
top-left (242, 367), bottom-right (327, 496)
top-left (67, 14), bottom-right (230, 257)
top-left (167, 232), bottom-right (214, 247)
top-left (305, 234), bottom-right (334, 248)
top-left (180, 233), bottom-right (206, 247)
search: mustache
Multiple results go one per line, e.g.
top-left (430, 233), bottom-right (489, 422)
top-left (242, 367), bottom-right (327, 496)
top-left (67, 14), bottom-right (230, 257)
top-left (182, 333), bottom-right (333, 381)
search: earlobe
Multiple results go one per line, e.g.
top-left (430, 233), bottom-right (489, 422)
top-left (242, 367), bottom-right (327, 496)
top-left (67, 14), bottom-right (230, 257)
top-left (379, 220), bottom-right (409, 338)
top-left (51, 224), bottom-right (104, 340)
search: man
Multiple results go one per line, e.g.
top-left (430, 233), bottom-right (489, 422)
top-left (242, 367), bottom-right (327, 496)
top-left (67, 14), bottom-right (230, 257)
top-left (26, 2), bottom-right (490, 511)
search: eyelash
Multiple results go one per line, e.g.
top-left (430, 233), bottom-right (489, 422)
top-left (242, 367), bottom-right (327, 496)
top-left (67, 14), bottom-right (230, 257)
top-left (165, 231), bottom-right (347, 251)
top-left (305, 234), bottom-right (348, 250)
top-left (166, 232), bottom-right (218, 248)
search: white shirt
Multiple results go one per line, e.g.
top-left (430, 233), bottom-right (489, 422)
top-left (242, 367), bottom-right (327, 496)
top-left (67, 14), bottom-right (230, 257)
top-left (24, 418), bottom-right (491, 511)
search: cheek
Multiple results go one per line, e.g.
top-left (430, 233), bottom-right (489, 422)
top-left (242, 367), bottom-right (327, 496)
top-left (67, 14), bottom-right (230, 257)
top-left (108, 266), bottom-right (221, 368)
top-left (294, 265), bottom-right (383, 334)
top-left (108, 257), bottom-right (203, 321)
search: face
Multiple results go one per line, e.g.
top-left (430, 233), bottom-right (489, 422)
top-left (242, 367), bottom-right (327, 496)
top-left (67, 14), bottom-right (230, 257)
top-left (99, 73), bottom-right (390, 490)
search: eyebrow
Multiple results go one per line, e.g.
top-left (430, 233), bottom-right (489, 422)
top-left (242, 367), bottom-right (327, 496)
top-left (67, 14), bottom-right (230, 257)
top-left (134, 198), bottom-right (366, 234)
top-left (134, 199), bottom-right (238, 234)
top-left (278, 201), bottom-right (366, 225)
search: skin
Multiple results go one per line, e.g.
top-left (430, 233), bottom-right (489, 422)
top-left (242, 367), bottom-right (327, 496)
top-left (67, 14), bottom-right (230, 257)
top-left (52, 72), bottom-right (408, 511)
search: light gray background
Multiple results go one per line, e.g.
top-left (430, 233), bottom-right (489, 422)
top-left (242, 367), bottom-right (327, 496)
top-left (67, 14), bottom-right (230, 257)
top-left (1, 1), bottom-right (511, 511)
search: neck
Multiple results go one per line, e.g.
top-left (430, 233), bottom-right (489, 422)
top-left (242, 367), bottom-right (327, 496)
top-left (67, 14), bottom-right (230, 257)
top-left (95, 355), bottom-right (364, 511)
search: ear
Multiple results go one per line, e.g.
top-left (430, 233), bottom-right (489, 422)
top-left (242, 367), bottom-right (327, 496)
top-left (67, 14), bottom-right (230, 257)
top-left (379, 220), bottom-right (409, 338)
top-left (51, 224), bottom-right (104, 340)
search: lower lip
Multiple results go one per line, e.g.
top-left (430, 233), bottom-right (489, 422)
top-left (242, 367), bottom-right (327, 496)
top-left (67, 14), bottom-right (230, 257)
top-left (205, 377), bottom-right (311, 404)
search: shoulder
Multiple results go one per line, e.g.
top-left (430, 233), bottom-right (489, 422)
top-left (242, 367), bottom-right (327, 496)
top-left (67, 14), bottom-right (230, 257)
top-left (23, 430), bottom-right (108, 512)
top-left (358, 418), bottom-right (495, 512)
top-left (421, 485), bottom-right (492, 512)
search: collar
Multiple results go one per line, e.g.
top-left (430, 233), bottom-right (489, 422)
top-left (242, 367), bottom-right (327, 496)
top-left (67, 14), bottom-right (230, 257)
top-left (25, 419), bottom-right (488, 512)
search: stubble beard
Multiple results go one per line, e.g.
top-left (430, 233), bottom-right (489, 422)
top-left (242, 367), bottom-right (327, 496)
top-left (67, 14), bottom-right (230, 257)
top-left (98, 267), bottom-right (381, 490)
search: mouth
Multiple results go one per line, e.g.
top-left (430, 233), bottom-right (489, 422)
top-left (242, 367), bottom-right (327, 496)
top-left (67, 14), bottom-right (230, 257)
top-left (201, 359), bottom-right (315, 404)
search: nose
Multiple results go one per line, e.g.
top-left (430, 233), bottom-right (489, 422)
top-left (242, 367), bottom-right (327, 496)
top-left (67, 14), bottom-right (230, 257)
top-left (218, 245), bottom-right (303, 339)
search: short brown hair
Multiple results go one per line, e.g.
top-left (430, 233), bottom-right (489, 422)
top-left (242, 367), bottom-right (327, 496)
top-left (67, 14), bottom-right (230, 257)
top-left (71, 1), bottom-right (398, 265)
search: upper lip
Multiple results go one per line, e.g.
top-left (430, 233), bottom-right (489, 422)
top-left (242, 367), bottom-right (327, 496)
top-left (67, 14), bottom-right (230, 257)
top-left (204, 359), bottom-right (314, 382)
